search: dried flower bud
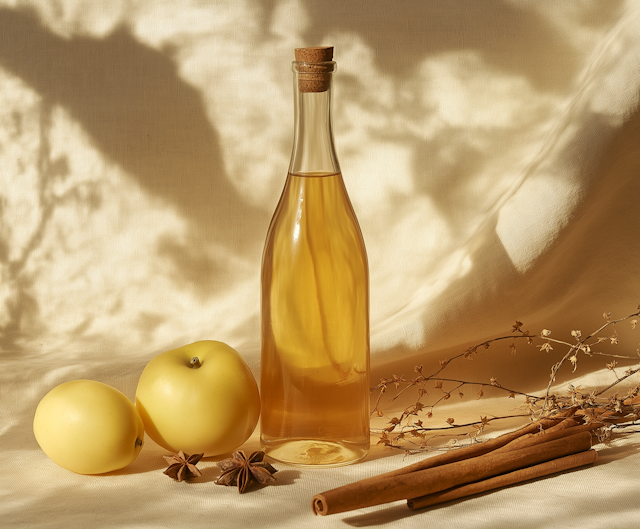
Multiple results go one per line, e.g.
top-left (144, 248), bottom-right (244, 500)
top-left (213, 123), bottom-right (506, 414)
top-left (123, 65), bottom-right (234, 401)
top-left (578, 343), bottom-right (592, 354)
top-left (539, 342), bottom-right (553, 353)
top-left (392, 374), bottom-right (405, 389)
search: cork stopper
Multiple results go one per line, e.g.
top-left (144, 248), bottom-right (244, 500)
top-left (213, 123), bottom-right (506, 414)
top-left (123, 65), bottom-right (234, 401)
top-left (295, 46), bottom-right (333, 63)
top-left (294, 46), bottom-right (334, 93)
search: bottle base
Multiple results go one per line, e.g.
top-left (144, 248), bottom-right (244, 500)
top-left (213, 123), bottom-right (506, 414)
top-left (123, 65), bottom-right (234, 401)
top-left (261, 438), bottom-right (369, 467)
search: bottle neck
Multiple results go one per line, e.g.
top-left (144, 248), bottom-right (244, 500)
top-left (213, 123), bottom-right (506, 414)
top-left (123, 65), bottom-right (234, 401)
top-left (289, 63), bottom-right (340, 175)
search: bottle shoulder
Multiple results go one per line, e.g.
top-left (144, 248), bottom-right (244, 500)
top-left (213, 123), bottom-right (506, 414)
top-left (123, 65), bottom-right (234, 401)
top-left (263, 173), bottom-right (368, 265)
top-left (268, 173), bottom-right (363, 233)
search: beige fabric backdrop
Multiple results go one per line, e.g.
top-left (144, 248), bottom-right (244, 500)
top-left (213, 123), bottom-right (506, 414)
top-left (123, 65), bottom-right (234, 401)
top-left (2, 1), bottom-right (640, 527)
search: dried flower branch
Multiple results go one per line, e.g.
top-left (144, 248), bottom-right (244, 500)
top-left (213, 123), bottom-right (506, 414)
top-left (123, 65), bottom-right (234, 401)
top-left (373, 306), bottom-right (640, 453)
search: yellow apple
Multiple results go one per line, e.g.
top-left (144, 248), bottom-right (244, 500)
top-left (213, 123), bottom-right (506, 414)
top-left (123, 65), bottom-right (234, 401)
top-left (33, 380), bottom-right (145, 474)
top-left (135, 340), bottom-right (260, 456)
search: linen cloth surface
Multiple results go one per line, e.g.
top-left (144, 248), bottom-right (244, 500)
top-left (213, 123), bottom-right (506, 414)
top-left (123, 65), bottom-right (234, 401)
top-left (1, 1), bottom-right (640, 528)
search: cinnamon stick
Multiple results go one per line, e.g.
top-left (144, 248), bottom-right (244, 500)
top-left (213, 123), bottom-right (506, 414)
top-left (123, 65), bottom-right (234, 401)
top-left (541, 417), bottom-right (582, 433)
top-left (370, 414), bottom-right (578, 483)
top-left (311, 431), bottom-right (592, 515)
top-left (623, 395), bottom-right (640, 406)
top-left (492, 421), bottom-right (602, 453)
top-left (407, 449), bottom-right (597, 510)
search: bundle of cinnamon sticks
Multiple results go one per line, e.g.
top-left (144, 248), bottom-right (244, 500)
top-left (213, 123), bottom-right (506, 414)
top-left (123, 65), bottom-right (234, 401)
top-left (312, 412), bottom-right (602, 516)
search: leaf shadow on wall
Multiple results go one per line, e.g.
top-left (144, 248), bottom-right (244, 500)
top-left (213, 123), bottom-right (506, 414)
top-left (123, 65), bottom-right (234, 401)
top-left (0, 6), bottom-right (269, 288)
top-left (0, 6), bottom-right (272, 352)
top-left (300, 0), bottom-right (623, 92)
top-left (0, 100), bottom-right (66, 354)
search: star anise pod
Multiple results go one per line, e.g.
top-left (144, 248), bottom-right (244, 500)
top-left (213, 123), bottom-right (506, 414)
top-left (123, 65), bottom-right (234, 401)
top-left (163, 451), bottom-right (204, 482)
top-left (215, 450), bottom-right (277, 493)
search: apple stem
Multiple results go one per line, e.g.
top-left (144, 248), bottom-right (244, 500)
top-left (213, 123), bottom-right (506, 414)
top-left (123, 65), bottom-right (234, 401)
top-left (190, 357), bottom-right (201, 368)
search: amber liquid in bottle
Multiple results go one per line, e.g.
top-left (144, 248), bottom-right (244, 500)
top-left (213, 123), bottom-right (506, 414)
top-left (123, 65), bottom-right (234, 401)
top-left (260, 48), bottom-right (370, 466)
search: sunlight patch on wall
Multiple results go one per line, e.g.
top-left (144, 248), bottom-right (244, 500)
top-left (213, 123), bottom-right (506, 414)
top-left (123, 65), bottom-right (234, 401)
top-left (341, 141), bottom-right (414, 210)
top-left (174, 3), bottom-right (296, 209)
top-left (367, 195), bottom-right (467, 333)
top-left (496, 174), bottom-right (580, 273)
top-left (584, 4), bottom-right (640, 126)
top-left (27, 0), bottom-right (130, 38)
top-left (372, 247), bottom-right (473, 353)
top-left (270, 0), bottom-right (311, 42)
top-left (0, 74), bottom-right (41, 263)
top-left (419, 51), bottom-right (538, 129)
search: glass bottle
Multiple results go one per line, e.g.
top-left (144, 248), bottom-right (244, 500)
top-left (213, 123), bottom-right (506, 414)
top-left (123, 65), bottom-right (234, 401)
top-left (260, 47), bottom-right (370, 466)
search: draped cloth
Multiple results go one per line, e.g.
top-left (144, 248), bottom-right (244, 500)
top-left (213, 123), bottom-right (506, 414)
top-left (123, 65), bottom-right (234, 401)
top-left (1, 1), bottom-right (639, 527)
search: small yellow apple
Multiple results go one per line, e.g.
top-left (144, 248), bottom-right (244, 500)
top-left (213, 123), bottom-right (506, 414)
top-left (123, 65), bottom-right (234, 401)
top-left (135, 340), bottom-right (260, 456)
top-left (33, 380), bottom-right (145, 474)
